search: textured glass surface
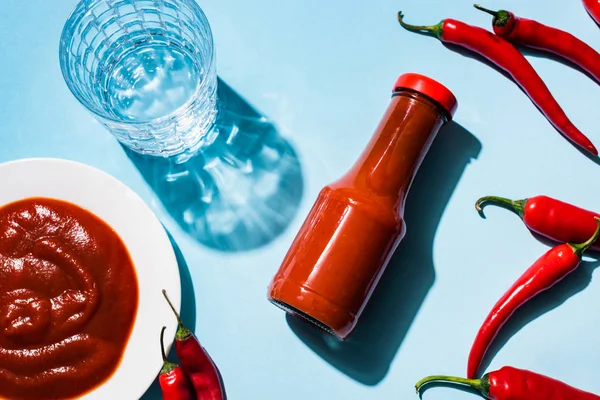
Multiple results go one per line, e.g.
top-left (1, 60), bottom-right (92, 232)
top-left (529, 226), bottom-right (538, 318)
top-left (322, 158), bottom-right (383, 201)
top-left (60, 0), bottom-right (218, 159)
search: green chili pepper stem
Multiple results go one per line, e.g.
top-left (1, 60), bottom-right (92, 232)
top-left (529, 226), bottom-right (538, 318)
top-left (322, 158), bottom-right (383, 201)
top-left (474, 4), bottom-right (499, 17)
top-left (397, 12), bottom-right (444, 40)
top-left (162, 289), bottom-right (193, 340)
top-left (475, 196), bottom-right (527, 219)
top-left (160, 326), bottom-right (177, 374)
top-left (569, 217), bottom-right (600, 257)
top-left (473, 4), bottom-right (512, 27)
top-left (415, 374), bottom-right (491, 397)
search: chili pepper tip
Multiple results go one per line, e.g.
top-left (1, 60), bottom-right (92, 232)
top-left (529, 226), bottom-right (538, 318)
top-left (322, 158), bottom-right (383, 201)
top-left (162, 289), bottom-right (184, 327)
top-left (415, 374), bottom-right (488, 396)
top-left (162, 289), bottom-right (194, 340)
top-left (160, 326), bottom-right (168, 363)
top-left (397, 12), bottom-right (444, 39)
top-left (473, 4), bottom-right (499, 17)
top-left (475, 196), bottom-right (526, 219)
top-left (396, 12), bottom-right (410, 28)
top-left (159, 326), bottom-right (179, 375)
top-left (475, 199), bottom-right (487, 219)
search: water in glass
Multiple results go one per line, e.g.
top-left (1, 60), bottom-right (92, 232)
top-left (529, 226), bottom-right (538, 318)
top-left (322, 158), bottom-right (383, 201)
top-left (60, 0), bottom-right (218, 159)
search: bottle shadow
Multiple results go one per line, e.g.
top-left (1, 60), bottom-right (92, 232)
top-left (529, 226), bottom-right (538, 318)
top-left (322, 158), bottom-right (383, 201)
top-left (124, 79), bottom-right (304, 252)
top-left (477, 250), bottom-right (600, 376)
top-left (141, 230), bottom-right (196, 400)
top-left (286, 121), bottom-right (482, 385)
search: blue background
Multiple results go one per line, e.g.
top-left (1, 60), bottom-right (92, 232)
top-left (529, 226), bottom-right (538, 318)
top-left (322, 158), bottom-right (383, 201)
top-left (2, 0), bottom-right (600, 399)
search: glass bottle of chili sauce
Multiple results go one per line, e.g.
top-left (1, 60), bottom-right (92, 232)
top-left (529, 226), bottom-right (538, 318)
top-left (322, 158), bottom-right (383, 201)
top-left (267, 73), bottom-right (458, 340)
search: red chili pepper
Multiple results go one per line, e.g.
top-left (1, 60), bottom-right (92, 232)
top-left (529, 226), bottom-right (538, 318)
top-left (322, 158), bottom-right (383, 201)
top-left (584, 0), bottom-right (600, 25)
top-left (476, 195), bottom-right (600, 251)
top-left (163, 290), bottom-right (226, 400)
top-left (466, 219), bottom-right (600, 379)
top-left (159, 326), bottom-right (194, 400)
top-left (397, 12), bottom-right (598, 157)
top-left (416, 366), bottom-right (600, 399)
top-left (474, 4), bottom-right (600, 84)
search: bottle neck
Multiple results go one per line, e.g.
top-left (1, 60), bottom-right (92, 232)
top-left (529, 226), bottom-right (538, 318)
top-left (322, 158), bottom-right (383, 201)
top-left (336, 91), bottom-right (448, 215)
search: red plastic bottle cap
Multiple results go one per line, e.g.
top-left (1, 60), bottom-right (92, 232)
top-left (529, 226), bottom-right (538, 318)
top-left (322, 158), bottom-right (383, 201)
top-left (393, 73), bottom-right (458, 119)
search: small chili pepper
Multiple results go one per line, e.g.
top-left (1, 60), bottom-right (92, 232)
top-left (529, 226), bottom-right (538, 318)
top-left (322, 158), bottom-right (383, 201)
top-left (476, 195), bottom-right (600, 251)
top-left (474, 4), bottom-right (600, 84)
top-left (162, 290), bottom-right (226, 400)
top-left (397, 12), bottom-right (598, 157)
top-left (416, 366), bottom-right (600, 399)
top-left (467, 218), bottom-right (600, 379)
top-left (159, 326), bottom-right (194, 400)
top-left (584, 0), bottom-right (600, 25)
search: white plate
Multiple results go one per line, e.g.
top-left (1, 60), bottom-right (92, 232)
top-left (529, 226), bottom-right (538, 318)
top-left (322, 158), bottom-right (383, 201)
top-left (0, 158), bottom-right (181, 400)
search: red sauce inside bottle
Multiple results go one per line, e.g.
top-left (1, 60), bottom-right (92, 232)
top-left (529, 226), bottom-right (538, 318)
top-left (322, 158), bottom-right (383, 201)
top-left (268, 74), bottom-right (457, 339)
top-left (0, 197), bottom-right (139, 399)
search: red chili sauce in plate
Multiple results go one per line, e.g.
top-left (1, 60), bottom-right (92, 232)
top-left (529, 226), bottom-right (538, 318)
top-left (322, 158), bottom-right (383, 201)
top-left (0, 198), bottom-right (139, 399)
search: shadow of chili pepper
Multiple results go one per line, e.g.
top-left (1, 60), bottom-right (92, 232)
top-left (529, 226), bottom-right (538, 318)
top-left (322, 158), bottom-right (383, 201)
top-left (141, 231), bottom-right (196, 400)
top-left (166, 231), bottom-right (197, 334)
top-left (478, 257), bottom-right (600, 375)
top-left (405, 25), bottom-right (600, 163)
top-left (442, 42), bottom-right (514, 82)
top-left (443, 40), bottom-right (597, 102)
top-left (442, 42), bottom-right (600, 166)
top-left (402, 30), bottom-right (513, 82)
top-left (287, 121), bottom-right (482, 385)
top-left (516, 45), bottom-right (600, 166)
top-left (517, 44), bottom-right (598, 84)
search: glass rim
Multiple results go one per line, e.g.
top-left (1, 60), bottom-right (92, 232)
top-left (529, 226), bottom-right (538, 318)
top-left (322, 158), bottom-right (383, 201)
top-left (58, 0), bottom-right (216, 126)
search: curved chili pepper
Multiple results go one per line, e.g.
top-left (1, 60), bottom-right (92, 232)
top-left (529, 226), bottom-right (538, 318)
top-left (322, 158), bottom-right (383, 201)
top-left (397, 12), bottom-right (598, 157)
top-left (159, 326), bottom-right (193, 400)
top-left (584, 0), bottom-right (600, 25)
top-left (163, 290), bottom-right (226, 400)
top-left (476, 195), bottom-right (600, 251)
top-left (474, 4), bottom-right (600, 84)
top-left (417, 366), bottom-right (600, 399)
top-left (467, 218), bottom-right (600, 379)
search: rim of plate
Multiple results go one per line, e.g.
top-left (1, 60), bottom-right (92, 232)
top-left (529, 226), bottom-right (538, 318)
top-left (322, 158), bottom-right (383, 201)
top-left (0, 158), bottom-right (182, 400)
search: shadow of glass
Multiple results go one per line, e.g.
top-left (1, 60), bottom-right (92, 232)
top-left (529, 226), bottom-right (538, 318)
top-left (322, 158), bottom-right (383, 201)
top-left (286, 121), bottom-right (482, 385)
top-left (125, 79), bottom-right (304, 252)
top-left (477, 256), bottom-right (600, 376)
top-left (141, 230), bottom-right (196, 400)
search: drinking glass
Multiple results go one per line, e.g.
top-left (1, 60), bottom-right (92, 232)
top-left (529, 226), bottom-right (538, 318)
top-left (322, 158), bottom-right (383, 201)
top-left (60, 0), bottom-right (218, 161)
